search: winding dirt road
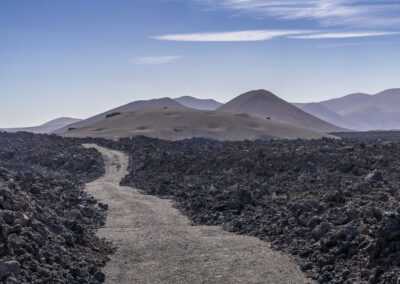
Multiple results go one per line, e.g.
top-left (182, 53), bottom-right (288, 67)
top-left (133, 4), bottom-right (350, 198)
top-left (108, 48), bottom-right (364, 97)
top-left (83, 144), bottom-right (312, 284)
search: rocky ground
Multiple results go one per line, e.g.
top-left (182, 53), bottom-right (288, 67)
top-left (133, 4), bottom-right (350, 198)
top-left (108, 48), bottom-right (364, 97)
top-left (0, 132), bottom-right (110, 283)
top-left (2, 131), bottom-right (400, 283)
top-left (108, 134), bottom-right (400, 284)
top-left (332, 131), bottom-right (400, 140)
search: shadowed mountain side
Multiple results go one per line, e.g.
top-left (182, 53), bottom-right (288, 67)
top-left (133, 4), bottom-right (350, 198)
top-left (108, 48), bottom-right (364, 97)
top-left (217, 90), bottom-right (347, 133)
top-left (293, 103), bottom-right (348, 128)
top-left (0, 117), bottom-right (82, 134)
top-left (54, 98), bottom-right (188, 134)
top-left (296, 88), bottom-right (400, 131)
top-left (341, 107), bottom-right (400, 130)
top-left (175, 96), bottom-right (223, 110)
top-left (318, 89), bottom-right (400, 115)
top-left (319, 93), bottom-right (370, 115)
top-left (63, 108), bottom-right (337, 141)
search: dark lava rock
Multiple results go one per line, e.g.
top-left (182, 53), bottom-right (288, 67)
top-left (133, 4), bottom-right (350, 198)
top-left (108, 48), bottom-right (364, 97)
top-left (94, 271), bottom-right (106, 282)
top-left (0, 132), bottom-right (110, 283)
top-left (312, 222), bottom-right (333, 240)
top-left (0, 259), bottom-right (20, 280)
top-left (366, 169), bottom-right (383, 181)
top-left (225, 189), bottom-right (253, 213)
top-left (4, 130), bottom-right (400, 283)
top-left (98, 134), bottom-right (400, 283)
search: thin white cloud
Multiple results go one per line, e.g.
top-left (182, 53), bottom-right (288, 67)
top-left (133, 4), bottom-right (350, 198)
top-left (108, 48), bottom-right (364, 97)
top-left (132, 56), bottom-right (183, 65)
top-left (289, 31), bottom-right (400, 39)
top-left (317, 41), bottom-right (387, 48)
top-left (152, 29), bottom-right (400, 42)
top-left (198, 0), bottom-right (400, 27)
top-left (152, 30), bottom-right (312, 41)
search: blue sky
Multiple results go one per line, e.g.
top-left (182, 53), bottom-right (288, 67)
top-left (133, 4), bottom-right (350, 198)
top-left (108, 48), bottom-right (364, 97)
top-left (1, 0), bottom-right (399, 127)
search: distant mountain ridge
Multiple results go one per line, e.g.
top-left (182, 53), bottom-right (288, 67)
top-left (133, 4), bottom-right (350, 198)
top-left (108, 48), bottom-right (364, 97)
top-left (174, 96), bottom-right (222, 110)
top-left (217, 90), bottom-right (346, 133)
top-left (0, 117), bottom-right (82, 134)
top-left (56, 91), bottom-right (346, 136)
top-left (54, 97), bottom-right (188, 134)
top-left (294, 88), bottom-right (400, 131)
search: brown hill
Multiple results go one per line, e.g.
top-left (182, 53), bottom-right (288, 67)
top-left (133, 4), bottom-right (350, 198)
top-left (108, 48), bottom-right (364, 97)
top-left (54, 97), bottom-right (188, 134)
top-left (63, 108), bottom-right (337, 141)
top-left (217, 90), bottom-right (347, 133)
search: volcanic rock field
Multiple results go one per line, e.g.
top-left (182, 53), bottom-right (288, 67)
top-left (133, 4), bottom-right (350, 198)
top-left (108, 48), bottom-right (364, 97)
top-left (0, 132), bottom-right (110, 283)
top-left (1, 131), bottom-right (400, 283)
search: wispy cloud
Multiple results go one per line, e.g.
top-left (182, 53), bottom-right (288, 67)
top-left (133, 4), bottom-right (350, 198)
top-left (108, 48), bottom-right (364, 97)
top-left (289, 31), bottom-right (400, 39)
top-left (152, 29), bottom-right (399, 42)
top-left (152, 29), bottom-right (312, 41)
top-left (131, 56), bottom-right (183, 65)
top-left (317, 41), bottom-right (388, 48)
top-left (199, 0), bottom-right (400, 28)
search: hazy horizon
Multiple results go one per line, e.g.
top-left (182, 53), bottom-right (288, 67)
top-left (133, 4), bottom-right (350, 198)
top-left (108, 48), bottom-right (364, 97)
top-left (1, 0), bottom-right (400, 127)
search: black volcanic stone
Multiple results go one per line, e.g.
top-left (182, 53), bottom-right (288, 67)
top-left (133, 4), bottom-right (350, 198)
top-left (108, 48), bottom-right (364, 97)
top-left (102, 134), bottom-right (400, 284)
top-left (3, 131), bottom-right (400, 283)
top-left (0, 132), bottom-right (110, 283)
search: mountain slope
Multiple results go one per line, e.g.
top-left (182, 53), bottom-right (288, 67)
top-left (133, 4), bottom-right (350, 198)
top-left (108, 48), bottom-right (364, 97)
top-left (217, 90), bottom-right (346, 133)
top-left (175, 96), bottom-right (223, 110)
top-left (296, 88), bottom-right (400, 131)
top-left (1, 117), bottom-right (82, 134)
top-left (293, 102), bottom-right (348, 128)
top-left (54, 97), bottom-right (188, 134)
top-left (63, 108), bottom-right (337, 141)
top-left (319, 93), bottom-right (372, 115)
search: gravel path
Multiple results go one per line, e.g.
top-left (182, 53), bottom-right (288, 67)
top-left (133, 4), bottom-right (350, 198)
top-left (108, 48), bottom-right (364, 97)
top-left (83, 144), bottom-right (312, 284)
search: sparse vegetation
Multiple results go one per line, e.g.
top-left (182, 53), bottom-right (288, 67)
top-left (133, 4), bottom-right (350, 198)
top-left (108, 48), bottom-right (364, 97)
top-left (105, 112), bottom-right (121, 119)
